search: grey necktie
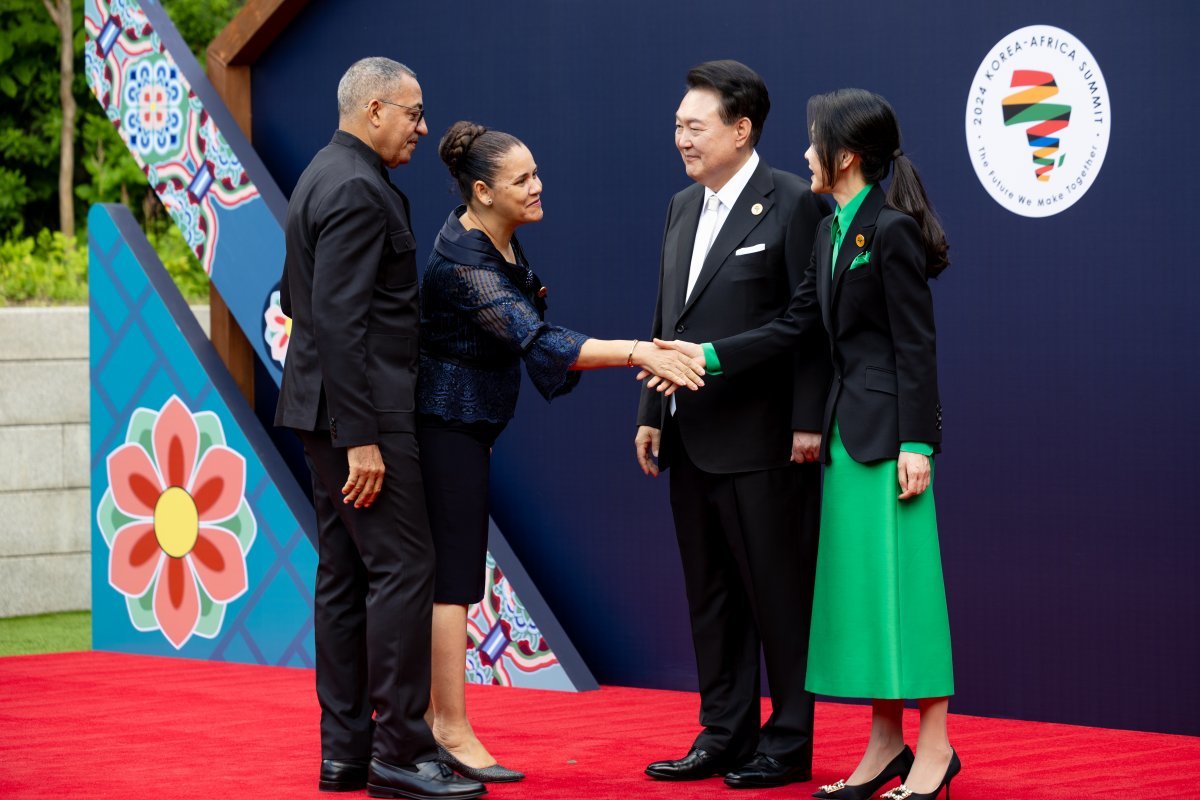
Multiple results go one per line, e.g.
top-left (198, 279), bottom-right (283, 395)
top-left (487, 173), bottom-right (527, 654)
top-left (686, 194), bottom-right (721, 301)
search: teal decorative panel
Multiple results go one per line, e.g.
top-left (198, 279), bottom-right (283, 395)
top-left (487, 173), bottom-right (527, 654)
top-left (89, 204), bottom-right (315, 665)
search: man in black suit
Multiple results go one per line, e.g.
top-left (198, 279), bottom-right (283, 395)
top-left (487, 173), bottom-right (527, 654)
top-left (275, 57), bottom-right (483, 800)
top-left (635, 60), bottom-right (830, 789)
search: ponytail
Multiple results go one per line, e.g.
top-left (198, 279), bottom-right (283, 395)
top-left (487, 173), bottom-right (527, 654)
top-left (887, 154), bottom-right (949, 278)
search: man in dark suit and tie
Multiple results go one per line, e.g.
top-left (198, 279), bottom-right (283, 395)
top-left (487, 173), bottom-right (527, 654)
top-left (636, 60), bottom-right (831, 789)
top-left (275, 57), bottom-right (483, 800)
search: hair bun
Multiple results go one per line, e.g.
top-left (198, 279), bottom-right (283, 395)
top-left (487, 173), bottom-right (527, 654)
top-left (438, 121), bottom-right (488, 178)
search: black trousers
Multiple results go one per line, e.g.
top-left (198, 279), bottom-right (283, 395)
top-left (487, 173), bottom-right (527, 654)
top-left (665, 416), bottom-right (821, 767)
top-left (300, 430), bottom-right (437, 765)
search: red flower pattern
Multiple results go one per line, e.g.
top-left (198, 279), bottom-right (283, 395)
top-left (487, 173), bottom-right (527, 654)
top-left (104, 396), bottom-right (250, 648)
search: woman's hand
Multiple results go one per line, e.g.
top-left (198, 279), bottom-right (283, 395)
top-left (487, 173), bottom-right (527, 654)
top-left (791, 431), bottom-right (821, 463)
top-left (897, 451), bottom-right (931, 500)
top-left (637, 339), bottom-right (706, 393)
top-left (632, 340), bottom-right (705, 395)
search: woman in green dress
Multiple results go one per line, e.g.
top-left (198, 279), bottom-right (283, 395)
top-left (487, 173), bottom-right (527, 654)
top-left (651, 88), bottom-right (958, 799)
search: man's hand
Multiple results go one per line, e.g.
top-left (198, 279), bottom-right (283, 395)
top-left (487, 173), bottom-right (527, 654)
top-left (897, 451), bottom-right (931, 500)
top-left (634, 426), bottom-right (662, 477)
top-left (654, 337), bottom-right (703, 360)
top-left (343, 444), bottom-right (385, 508)
top-left (791, 431), bottom-right (821, 463)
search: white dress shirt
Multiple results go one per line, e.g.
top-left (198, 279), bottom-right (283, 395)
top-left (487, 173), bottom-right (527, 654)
top-left (684, 149), bottom-right (760, 302)
top-left (675, 150), bottom-right (761, 414)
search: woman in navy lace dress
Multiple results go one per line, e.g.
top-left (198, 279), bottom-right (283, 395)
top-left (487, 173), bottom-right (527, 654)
top-left (417, 121), bottom-right (704, 783)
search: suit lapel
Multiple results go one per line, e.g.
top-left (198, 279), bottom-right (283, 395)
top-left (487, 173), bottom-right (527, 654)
top-left (681, 159), bottom-right (774, 316)
top-left (830, 184), bottom-right (886, 306)
top-left (665, 188), bottom-right (703, 316)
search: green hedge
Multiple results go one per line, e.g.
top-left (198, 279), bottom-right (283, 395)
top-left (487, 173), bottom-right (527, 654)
top-left (0, 223), bottom-right (209, 305)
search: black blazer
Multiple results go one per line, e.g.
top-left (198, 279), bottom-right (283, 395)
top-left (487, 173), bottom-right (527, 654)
top-left (636, 158), bottom-right (831, 474)
top-left (275, 131), bottom-right (421, 447)
top-left (714, 184), bottom-right (942, 464)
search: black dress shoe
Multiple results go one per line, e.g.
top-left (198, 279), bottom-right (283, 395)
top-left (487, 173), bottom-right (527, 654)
top-left (320, 758), bottom-right (369, 792)
top-left (724, 752), bottom-right (812, 788)
top-left (367, 758), bottom-right (487, 799)
top-left (645, 747), bottom-right (736, 781)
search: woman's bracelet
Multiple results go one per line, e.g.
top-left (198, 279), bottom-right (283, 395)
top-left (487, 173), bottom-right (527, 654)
top-left (626, 339), bottom-right (640, 367)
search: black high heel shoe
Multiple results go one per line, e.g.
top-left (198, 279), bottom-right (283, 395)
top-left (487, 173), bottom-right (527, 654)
top-left (879, 748), bottom-right (960, 800)
top-left (812, 745), bottom-right (914, 799)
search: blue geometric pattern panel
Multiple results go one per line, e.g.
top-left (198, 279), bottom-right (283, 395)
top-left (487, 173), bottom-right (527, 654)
top-left (89, 204), bottom-right (316, 667)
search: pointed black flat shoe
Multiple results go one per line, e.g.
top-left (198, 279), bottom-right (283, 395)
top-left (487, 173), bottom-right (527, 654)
top-left (437, 744), bottom-right (525, 783)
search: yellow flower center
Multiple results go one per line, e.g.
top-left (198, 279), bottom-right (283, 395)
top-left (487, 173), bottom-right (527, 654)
top-left (154, 486), bottom-right (199, 558)
top-left (284, 316), bottom-right (293, 337)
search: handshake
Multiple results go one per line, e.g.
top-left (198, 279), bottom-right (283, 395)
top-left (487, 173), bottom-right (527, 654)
top-left (633, 338), bottom-right (705, 396)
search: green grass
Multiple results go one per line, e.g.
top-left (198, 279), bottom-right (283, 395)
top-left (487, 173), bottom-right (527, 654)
top-left (0, 610), bottom-right (91, 656)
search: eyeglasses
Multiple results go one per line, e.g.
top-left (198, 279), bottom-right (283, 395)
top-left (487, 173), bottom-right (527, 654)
top-left (370, 99), bottom-right (425, 126)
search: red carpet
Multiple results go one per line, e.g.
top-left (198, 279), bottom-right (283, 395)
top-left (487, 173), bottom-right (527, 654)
top-left (1, 652), bottom-right (1197, 799)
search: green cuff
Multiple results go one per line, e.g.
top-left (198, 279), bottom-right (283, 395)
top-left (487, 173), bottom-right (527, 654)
top-left (900, 441), bottom-right (934, 456)
top-left (701, 342), bottom-right (723, 375)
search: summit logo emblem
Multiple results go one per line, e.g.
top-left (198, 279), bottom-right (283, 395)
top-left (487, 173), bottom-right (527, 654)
top-left (966, 25), bottom-right (1110, 218)
top-left (1002, 70), bottom-right (1070, 182)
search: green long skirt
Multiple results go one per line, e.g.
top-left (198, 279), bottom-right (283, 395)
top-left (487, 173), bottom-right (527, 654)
top-left (805, 423), bottom-right (954, 699)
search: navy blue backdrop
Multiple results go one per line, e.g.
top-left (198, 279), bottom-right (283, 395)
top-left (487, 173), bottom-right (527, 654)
top-left (251, 0), bottom-right (1200, 736)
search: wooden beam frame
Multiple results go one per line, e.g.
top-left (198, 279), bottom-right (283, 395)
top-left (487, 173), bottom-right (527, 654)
top-left (204, 0), bottom-right (310, 403)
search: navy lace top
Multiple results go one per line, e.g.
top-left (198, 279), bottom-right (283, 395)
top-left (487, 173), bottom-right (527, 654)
top-left (417, 208), bottom-right (588, 425)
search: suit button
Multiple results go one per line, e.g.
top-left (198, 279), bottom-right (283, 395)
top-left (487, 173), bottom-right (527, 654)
top-left (675, 324), bottom-right (686, 334)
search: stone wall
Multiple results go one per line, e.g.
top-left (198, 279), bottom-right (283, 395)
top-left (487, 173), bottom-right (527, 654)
top-left (0, 305), bottom-right (208, 617)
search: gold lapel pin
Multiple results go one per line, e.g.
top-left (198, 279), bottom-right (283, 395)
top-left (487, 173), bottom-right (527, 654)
top-left (855, 233), bottom-right (865, 247)
top-left (751, 203), bottom-right (763, 216)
